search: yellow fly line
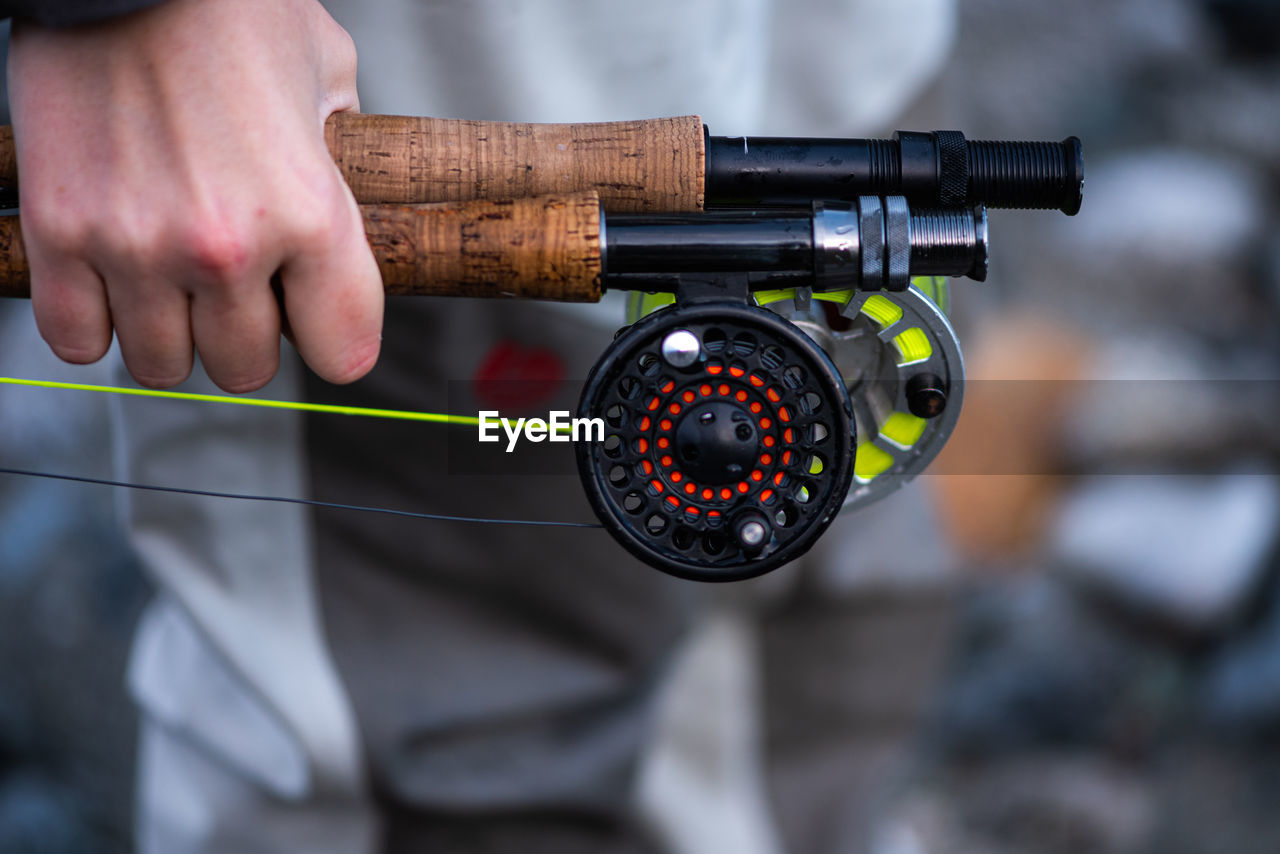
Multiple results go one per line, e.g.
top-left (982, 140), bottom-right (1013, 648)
top-left (0, 376), bottom-right (488, 426)
top-left (0, 375), bottom-right (597, 526)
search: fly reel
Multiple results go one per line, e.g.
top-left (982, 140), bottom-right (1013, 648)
top-left (582, 194), bottom-right (989, 579)
top-left (577, 299), bottom-right (855, 581)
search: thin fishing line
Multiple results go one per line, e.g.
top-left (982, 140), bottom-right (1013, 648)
top-left (0, 466), bottom-right (604, 529)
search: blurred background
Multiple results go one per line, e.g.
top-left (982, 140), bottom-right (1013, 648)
top-left (2, 0), bottom-right (1280, 851)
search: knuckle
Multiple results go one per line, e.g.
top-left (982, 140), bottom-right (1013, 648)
top-left (335, 27), bottom-right (358, 73)
top-left (324, 22), bottom-right (360, 86)
top-left (110, 217), bottom-right (166, 268)
top-left (22, 204), bottom-right (92, 254)
top-left (288, 202), bottom-right (344, 253)
top-left (182, 220), bottom-right (255, 281)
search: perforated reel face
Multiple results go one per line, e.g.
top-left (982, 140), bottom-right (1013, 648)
top-left (577, 302), bottom-right (855, 581)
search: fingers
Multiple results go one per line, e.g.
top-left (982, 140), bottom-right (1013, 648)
top-left (190, 281), bottom-right (282, 394)
top-left (24, 181), bottom-right (380, 392)
top-left (28, 253), bottom-right (113, 365)
top-left (107, 279), bottom-right (195, 389)
top-left (26, 191), bottom-right (380, 393)
top-left (278, 181), bottom-right (383, 385)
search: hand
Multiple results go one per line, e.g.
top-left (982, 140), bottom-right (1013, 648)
top-left (7, 0), bottom-right (383, 392)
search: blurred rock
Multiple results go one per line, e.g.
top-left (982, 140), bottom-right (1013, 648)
top-left (873, 755), bottom-right (1155, 854)
top-left (0, 774), bottom-right (94, 854)
top-left (943, 0), bottom-right (1204, 137)
top-left (1145, 741), bottom-right (1280, 854)
top-left (1048, 474), bottom-right (1280, 633)
top-left (1151, 65), bottom-right (1280, 175)
top-left (1202, 0), bottom-right (1280, 60)
top-left (932, 577), bottom-right (1180, 756)
top-left (1073, 151), bottom-right (1263, 269)
top-left (1026, 150), bottom-right (1271, 342)
top-left (1062, 332), bottom-right (1280, 470)
top-left (1201, 578), bottom-right (1280, 733)
top-left (805, 478), bottom-right (959, 596)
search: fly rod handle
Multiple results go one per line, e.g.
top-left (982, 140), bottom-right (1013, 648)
top-left (0, 192), bottom-right (604, 302)
top-left (0, 114), bottom-right (706, 213)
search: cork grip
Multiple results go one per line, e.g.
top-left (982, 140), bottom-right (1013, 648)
top-left (0, 192), bottom-right (604, 302)
top-left (326, 113), bottom-right (705, 212)
top-left (0, 114), bottom-right (706, 212)
top-left (0, 126), bottom-right (13, 193)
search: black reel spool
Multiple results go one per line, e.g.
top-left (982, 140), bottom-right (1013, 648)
top-left (577, 301), bottom-right (855, 581)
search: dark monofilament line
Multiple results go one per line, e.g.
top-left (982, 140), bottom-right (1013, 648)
top-left (0, 467), bottom-right (604, 529)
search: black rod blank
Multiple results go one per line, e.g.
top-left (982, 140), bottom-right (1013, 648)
top-left (704, 130), bottom-right (1083, 215)
top-left (603, 198), bottom-right (988, 291)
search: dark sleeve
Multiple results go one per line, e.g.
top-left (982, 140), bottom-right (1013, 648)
top-left (1, 0), bottom-right (170, 27)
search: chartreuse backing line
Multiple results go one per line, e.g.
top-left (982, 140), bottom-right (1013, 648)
top-left (0, 376), bottom-right (600, 528)
top-left (0, 376), bottom-right (482, 425)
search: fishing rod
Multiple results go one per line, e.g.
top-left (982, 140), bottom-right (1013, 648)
top-left (0, 193), bottom-right (987, 301)
top-left (0, 191), bottom-right (986, 580)
top-left (0, 112), bottom-right (1082, 581)
top-left (0, 114), bottom-right (1083, 214)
